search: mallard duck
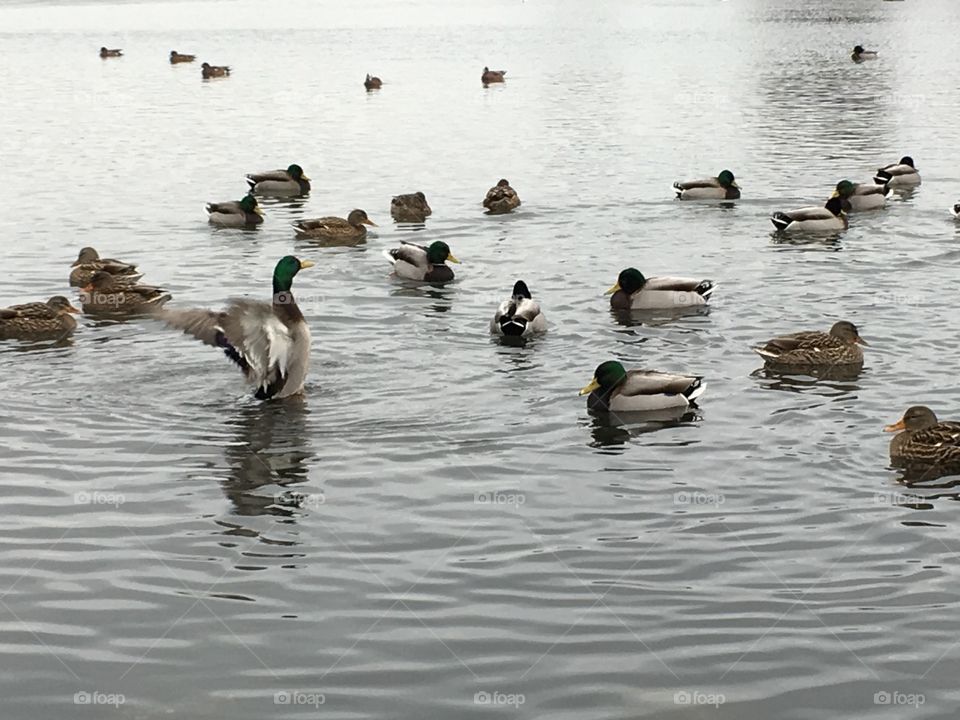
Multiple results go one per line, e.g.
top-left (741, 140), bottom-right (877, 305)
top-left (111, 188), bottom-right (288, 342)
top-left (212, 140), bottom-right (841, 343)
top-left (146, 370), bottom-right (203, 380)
top-left (834, 179), bottom-right (890, 212)
top-left (884, 406), bottom-right (960, 468)
top-left (874, 156), bottom-right (920, 187)
top-left (170, 50), bottom-right (196, 64)
top-left (293, 209), bottom-right (376, 243)
top-left (157, 256), bottom-right (315, 400)
top-left (606, 268), bottom-right (714, 310)
top-left (771, 196), bottom-right (846, 232)
top-left (364, 74), bottom-right (382, 90)
top-left (483, 179), bottom-right (521, 214)
top-left (491, 280), bottom-right (546, 337)
top-left (201, 62), bottom-right (230, 78)
top-left (383, 241), bottom-right (459, 283)
top-left (390, 192), bottom-right (432, 223)
top-left (851, 45), bottom-right (878, 62)
top-left (673, 170), bottom-right (740, 200)
top-left (482, 67), bottom-right (506, 84)
top-left (100, 47), bottom-right (122, 58)
top-left (80, 272), bottom-right (171, 314)
top-left (69, 247), bottom-right (142, 287)
top-left (206, 195), bottom-right (263, 227)
top-left (246, 164), bottom-right (311, 196)
top-left (753, 320), bottom-right (867, 368)
top-left (0, 296), bottom-right (80, 341)
top-left (579, 361), bottom-right (705, 413)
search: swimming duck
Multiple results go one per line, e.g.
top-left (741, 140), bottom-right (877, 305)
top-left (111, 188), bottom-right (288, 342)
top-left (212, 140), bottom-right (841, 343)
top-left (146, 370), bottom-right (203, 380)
top-left (952, 203), bottom-right (960, 218)
top-left (391, 192), bottom-right (432, 223)
top-left (579, 361), bottom-right (705, 413)
top-left (491, 280), bottom-right (546, 337)
top-left (293, 209), bottom-right (376, 243)
top-left (483, 179), bottom-right (521, 214)
top-left (364, 74), bottom-right (382, 90)
top-left (69, 247), bottom-right (142, 287)
top-left (170, 50), bottom-right (196, 64)
top-left (834, 179), bottom-right (890, 212)
top-left (753, 320), bottom-right (867, 369)
top-left (771, 196), bottom-right (846, 232)
top-left (246, 164), bottom-right (311, 196)
top-left (482, 67), bottom-right (506, 84)
top-left (80, 272), bottom-right (171, 314)
top-left (201, 62), bottom-right (230, 78)
top-left (0, 296), bottom-right (80, 341)
top-left (206, 195), bottom-right (263, 227)
top-left (606, 268), bottom-right (714, 310)
top-left (157, 256), bottom-right (315, 400)
top-left (884, 406), bottom-right (960, 468)
top-left (673, 170), bottom-right (740, 200)
top-left (874, 156), bottom-right (920, 187)
top-left (383, 241), bottom-right (459, 283)
top-left (100, 47), bottom-right (122, 58)
top-left (851, 45), bottom-right (878, 62)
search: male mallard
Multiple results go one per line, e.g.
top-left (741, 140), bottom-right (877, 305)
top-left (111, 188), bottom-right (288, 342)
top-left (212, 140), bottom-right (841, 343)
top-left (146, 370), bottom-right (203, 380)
top-left (753, 320), bottom-right (867, 369)
top-left (579, 361), bottom-right (705, 413)
top-left (100, 47), bottom-right (122, 58)
top-left (606, 267), bottom-right (714, 310)
top-left (884, 406), bottom-right (960, 468)
top-left (69, 247), bottom-right (142, 287)
top-left (201, 62), bottom-right (230, 78)
top-left (80, 272), bottom-right (171, 314)
top-left (874, 156), bottom-right (920, 187)
top-left (206, 195), bottom-right (263, 227)
top-left (364, 74), bottom-right (382, 90)
top-left (771, 196), bottom-right (846, 232)
top-left (293, 209), bottom-right (376, 243)
top-left (482, 67), bottom-right (506, 84)
top-left (170, 50), bottom-right (196, 64)
top-left (673, 170), bottom-right (740, 200)
top-left (483, 179), bottom-right (520, 214)
top-left (157, 256), bottom-right (315, 400)
top-left (0, 296), bottom-right (80, 341)
top-left (834, 179), bottom-right (890, 212)
top-left (383, 241), bottom-right (460, 283)
top-left (391, 192), bottom-right (432, 223)
top-left (491, 280), bottom-right (546, 337)
top-left (246, 164), bottom-right (311, 196)
top-left (851, 45), bottom-right (878, 62)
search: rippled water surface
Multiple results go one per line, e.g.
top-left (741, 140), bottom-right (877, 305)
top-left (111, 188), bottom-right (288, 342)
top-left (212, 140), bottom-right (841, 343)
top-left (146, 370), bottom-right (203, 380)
top-left (3, 0), bottom-right (960, 717)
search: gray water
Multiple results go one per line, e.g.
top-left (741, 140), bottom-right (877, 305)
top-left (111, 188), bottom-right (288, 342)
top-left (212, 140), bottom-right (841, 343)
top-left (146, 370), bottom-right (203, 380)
top-left (3, 0), bottom-right (960, 717)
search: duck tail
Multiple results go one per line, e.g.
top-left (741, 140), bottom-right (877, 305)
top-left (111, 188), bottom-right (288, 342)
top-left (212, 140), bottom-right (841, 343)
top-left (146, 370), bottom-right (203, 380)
top-left (695, 280), bottom-right (715, 299)
top-left (752, 346), bottom-right (779, 360)
top-left (770, 213), bottom-right (792, 231)
top-left (381, 248), bottom-right (398, 265)
top-left (683, 377), bottom-right (706, 402)
top-left (498, 315), bottom-right (527, 337)
top-left (873, 169), bottom-right (892, 185)
top-left (952, 203), bottom-right (960, 218)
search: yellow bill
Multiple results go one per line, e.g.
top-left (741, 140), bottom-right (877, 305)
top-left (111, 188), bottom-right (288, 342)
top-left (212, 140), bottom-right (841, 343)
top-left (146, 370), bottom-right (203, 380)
top-left (579, 378), bottom-right (600, 396)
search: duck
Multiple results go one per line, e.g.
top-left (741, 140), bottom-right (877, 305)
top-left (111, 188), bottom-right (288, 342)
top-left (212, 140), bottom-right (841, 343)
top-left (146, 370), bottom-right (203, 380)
top-left (80, 272), bottom-right (171, 314)
top-left (0, 296), bottom-right (80, 341)
top-left (673, 170), bottom-right (740, 200)
top-left (391, 192), bottom-right (432, 223)
top-left (753, 320), bottom-right (867, 369)
top-left (156, 256), bottom-right (315, 400)
top-left (834, 179), bottom-right (890, 212)
top-left (483, 179), bottom-right (521, 214)
top-left (69, 247), bottom-right (142, 287)
top-left (884, 406), bottom-right (960, 468)
top-left (606, 268), bottom-right (714, 310)
top-left (364, 74), bottom-right (382, 90)
top-left (579, 361), bottom-right (705, 413)
top-left (201, 62), bottom-right (230, 78)
top-left (482, 66), bottom-right (506, 84)
top-left (491, 281), bottom-right (546, 337)
top-left (169, 50), bottom-right (196, 64)
top-left (100, 47), bottom-right (122, 58)
top-left (293, 209), bottom-right (376, 243)
top-left (206, 195), bottom-right (263, 227)
top-left (851, 45), bottom-right (878, 62)
top-left (874, 156), bottom-right (920, 187)
top-left (952, 203), bottom-right (960, 218)
top-left (771, 196), bottom-right (846, 232)
top-left (246, 164), bottom-right (311, 196)
top-left (383, 241), bottom-right (459, 283)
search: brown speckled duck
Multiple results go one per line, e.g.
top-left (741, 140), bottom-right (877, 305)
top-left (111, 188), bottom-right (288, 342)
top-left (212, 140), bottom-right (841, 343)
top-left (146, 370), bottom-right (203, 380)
top-left (483, 179), bottom-right (520, 214)
top-left (293, 209), bottom-right (376, 243)
top-left (70, 247), bottom-right (142, 287)
top-left (482, 66), bottom-right (506, 84)
top-left (170, 50), bottom-right (196, 64)
top-left (364, 74), bottom-right (382, 90)
top-left (201, 62), bottom-right (230, 78)
top-left (100, 47), bottom-right (122, 58)
top-left (0, 296), bottom-right (80, 341)
top-left (885, 406), bottom-right (960, 469)
top-left (753, 320), bottom-right (867, 369)
top-left (80, 272), bottom-right (171, 314)
top-left (391, 192), bottom-right (432, 223)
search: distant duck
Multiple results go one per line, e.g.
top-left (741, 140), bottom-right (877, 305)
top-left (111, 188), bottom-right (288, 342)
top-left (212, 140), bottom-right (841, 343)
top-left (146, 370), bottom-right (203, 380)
top-left (169, 50), bottom-right (196, 64)
top-left (364, 74), bottom-right (382, 90)
top-left (383, 241), bottom-right (459, 283)
top-left (206, 195), bottom-right (263, 227)
top-left (874, 156), bottom-right (920, 187)
top-left (483, 178), bottom-right (521, 214)
top-left (834, 179), bottom-right (891, 212)
top-left (673, 170), bottom-right (740, 200)
top-left (246, 164), bottom-right (311, 196)
top-left (100, 47), bottom-right (122, 58)
top-left (771, 196), bottom-right (846, 232)
top-left (69, 247), bottom-right (142, 287)
top-left (293, 209), bottom-right (376, 243)
top-left (80, 272), bottom-right (171, 314)
top-left (491, 281), bottom-right (546, 337)
top-left (851, 45), bottom-right (878, 62)
top-left (579, 361), bottom-right (706, 413)
top-left (482, 66), bottom-right (506, 84)
top-left (753, 320), bottom-right (867, 369)
top-left (391, 192), bottom-right (432, 223)
top-left (606, 268), bottom-right (714, 310)
top-left (951, 203), bottom-right (960, 218)
top-left (0, 296), bottom-right (80, 341)
top-left (885, 406), bottom-right (960, 469)
top-left (201, 62), bottom-right (230, 78)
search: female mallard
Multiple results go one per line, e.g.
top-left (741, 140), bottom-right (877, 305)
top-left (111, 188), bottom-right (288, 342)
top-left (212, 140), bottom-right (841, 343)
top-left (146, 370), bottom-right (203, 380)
top-left (100, 47), bottom-right (122, 58)
top-left (391, 192), bottom-right (432, 223)
top-left (673, 170), bottom-right (740, 200)
top-left (851, 45), bottom-right (878, 62)
top-left (606, 268), bottom-right (714, 310)
top-left (70, 247), bottom-right (142, 287)
top-left (884, 406), bottom-right (960, 468)
top-left (293, 209), bottom-right (376, 243)
top-left (874, 156), bottom-right (920, 187)
top-left (246, 164), bottom-right (311, 196)
top-left (491, 280), bottom-right (546, 337)
top-left (80, 272), bottom-right (171, 314)
top-left (483, 179), bottom-right (520, 214)
top-left (170, 50), bottom-right (196, 64)
top-left (383, 241), bottom-right (459, 283)
top-left (206, 195), bottom-right (263, 227)
top-left (201, 62), bottom-right (230, 78)
top-left (834, 179), bottom-right (890, 212)
top-left (579, 361), bottom-right (705, 413)
top-left (771, 196), bottom-right (846, 232)
top-left (364, 74), bottom-right (382, 90)
top-left (482, 67), bottom-right (506, 84)
top-left (753, 320), bottom-right (867, 368)
top-left (157, 256), bottom-right (315, 400)
top-left (0, 296), bottom-right (80, 341)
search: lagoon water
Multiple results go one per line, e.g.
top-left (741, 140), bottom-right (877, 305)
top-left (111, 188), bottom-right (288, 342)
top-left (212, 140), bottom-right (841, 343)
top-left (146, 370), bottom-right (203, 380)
top-left (2, 0), bottom-right (960, 717)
